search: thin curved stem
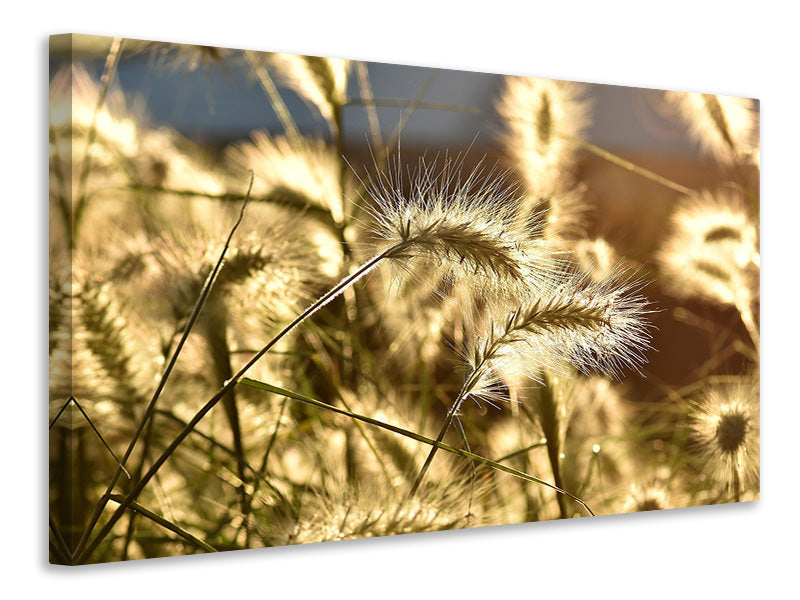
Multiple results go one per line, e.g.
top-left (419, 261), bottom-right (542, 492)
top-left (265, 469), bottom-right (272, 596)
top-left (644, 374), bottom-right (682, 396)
top-left (70, 175), bottom-right (254, 563)
top-left (736, 299), bottom-right (760, 351)
top-left (407, 375), bottom-right (473, 498)
top-left (731, 464), bottom-right (741, 503)
top-left (72, 37), bottom-right (124, 247)
top-left (106, 494), bottom-right (218, 554)
top-left (244, 50), bottom-right (301, 143)
top-left (355, 61), bottom-right (383, 150)
top-left (75, 248), bottom-right (392, 564)
top-left (564, 135), bottom-right (693, 195)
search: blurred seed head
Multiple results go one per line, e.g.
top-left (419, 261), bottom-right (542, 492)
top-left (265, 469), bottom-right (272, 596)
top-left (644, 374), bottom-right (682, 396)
top-left (658, 188), bottom-right (759, 308)
top-left (538, 183), bottom-right (590, 242)
top-left (362, 154), bottom-right (559, 301)
top-left (371, 267), bottom-right (454, 369)
top-left (264, 53), bottom-right (350, 126)
top-left (622, 482), bottom-right (672, 513)
top-left (664, 91), bottom-right (759, 165)
top-left (137, 128), bottom-right (229, 196)
top-left (690, 378), bottom-right (759, 495)
top-left (573, 238), bottom-right (618, 282)
top-left (496, 76), bottom-right (591, 198)
top-left (50, 63), bottom-right (140, 161)
top-left (566, 376), bottom-right (628, 441)
top-left (464, 266), bottom-right (653, 407)
top-left (49, 266), bottom-right (156, 437)
top-left (50, 63), bottom-right (231, 250)
top-left (122, 200), bottom-right (317, 345)
top-left (227, 132), bottom-right (345, 225)
top-left (263, 476), bottom-right (489, 546)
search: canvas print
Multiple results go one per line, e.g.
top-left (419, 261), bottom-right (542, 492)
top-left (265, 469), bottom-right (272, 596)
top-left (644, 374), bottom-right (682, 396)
top-left (49, 34), bottom-right (760, 565)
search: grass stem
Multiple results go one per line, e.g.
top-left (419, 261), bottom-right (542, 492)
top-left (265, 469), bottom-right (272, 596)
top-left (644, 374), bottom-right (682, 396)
top-left (75, 247), bottom-right (392, 563)
top-left (72, 37), bottom-right (124, 247)
top-left (70, 175), bottom-right (254, 563)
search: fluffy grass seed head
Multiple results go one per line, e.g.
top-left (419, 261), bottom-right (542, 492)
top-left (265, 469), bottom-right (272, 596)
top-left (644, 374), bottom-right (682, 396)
top-left (512, 182), bottom-right (589, 245)
top-left (226, 133), bottom-right (345, 276)
top-left (264, 480), bottom-right (486, 546)
top-left (227, 132), bottom-right (344, 224)
top-left (255, 385), bottom-right (494, 546)
top-left (371, 266), bottom-right (456, 367)
top-left (50, 63), bottom-right (140, 162)
top-left (658, 189), bottom-right (759, 308)
top-left (664, 90), bottom-right (759, 165)
top-left (496, 76), bottom-right (591, 198)
top-left (259, 419), bottom-right (492, 547)
top-left (362, 154), bottom-right (559, 300)
top-left (463, 266), bottom-right (654, 407)
top-left (49, 266), bottom-right (156, 438)
top-left (50, 63), bottom-right (222, 197)
top-left (573, 237), bottom-right (618, 282)
top-left (566, 376), bottom-right (629, 442)
top-left (49, 65), bottom-right (137, 238)
top-left (691, 380), bottom-right (759, 495)
top-left (136, 201), bottom-right (315, 328)
top-left (136, 128), bottom-right (228, 197)
top-left (538, 183), bottom-right (590, 242)
top-left (101, 198), bottom-right (318, 405)
top-left (265, 53), bottom-right (350, 127)
top-left (50, 63), bottom-right (229, 241)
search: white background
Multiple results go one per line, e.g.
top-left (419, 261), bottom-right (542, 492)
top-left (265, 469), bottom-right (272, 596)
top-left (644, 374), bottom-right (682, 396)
top-left (4, 1), bottom-right (797, 597)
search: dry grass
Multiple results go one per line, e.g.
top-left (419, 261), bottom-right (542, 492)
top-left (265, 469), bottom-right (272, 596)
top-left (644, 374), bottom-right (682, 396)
top-left (48, 36), bottom-right (760, 564)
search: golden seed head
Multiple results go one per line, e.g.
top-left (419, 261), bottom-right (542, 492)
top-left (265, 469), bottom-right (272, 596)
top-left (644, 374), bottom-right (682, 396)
top-left (691, 378), bottom-right (760, 493)
top-left (658, 188), bottom-right (759, 307)
top-left (664, 90), bottom-right (759, 165)
top-left (496, 76), bottom-right (591, 198)
top-left (464, 265), bottom-right (653, 406)
top-left (265, 53), bottom-right (350, 126)
top-left (362, 154), bottom-right (558, 298)
top-left (227, 132), bottom-right (345, 224)
top-left (573, 238), bottom-right (618, 282)
top-left (623, 483), bottom-right (671, 513)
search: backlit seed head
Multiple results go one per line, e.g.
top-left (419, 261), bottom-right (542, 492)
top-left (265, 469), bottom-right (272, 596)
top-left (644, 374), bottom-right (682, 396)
top-left (362, 154), bottom-right (559, 298)
top-left (227, 132), bottom-right (345, 224)
top-left (49, 64), bottom-right (140, 160)
top-left (263, 479), bottom-right (489, 546)
top-left (664, 90), bottom-right (759, 165)
top-left (464, 265), bottom-right (654, 407)
top-left (517, 183), bottom-right (589, 243)
top-left (496, 76), bottom-right (591, 198)
top-left (622, 482), bottom-right (671, 513)
top-left (573, 238), bottom-right (618, 282)
top-left (691, 378), bottom-right (760, 494)
top-left (658, 189), bottom-right (759, 308)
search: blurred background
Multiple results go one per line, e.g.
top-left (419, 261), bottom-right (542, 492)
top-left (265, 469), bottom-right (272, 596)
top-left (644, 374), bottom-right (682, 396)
top-left (49, 33), bottom-right (759, 564)
top-left (50, 33), bottom-right (760, 402)
top-left (51, 34), bottom-right (729, 152)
